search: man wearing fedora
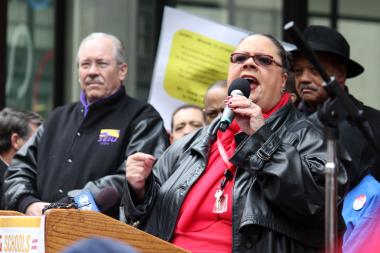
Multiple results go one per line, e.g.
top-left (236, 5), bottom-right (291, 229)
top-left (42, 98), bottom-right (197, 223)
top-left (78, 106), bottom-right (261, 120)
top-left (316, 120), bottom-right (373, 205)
top-left (290, 25), bottom-right (380, 189)
top-left (291, 25), bottom-right (380, 252)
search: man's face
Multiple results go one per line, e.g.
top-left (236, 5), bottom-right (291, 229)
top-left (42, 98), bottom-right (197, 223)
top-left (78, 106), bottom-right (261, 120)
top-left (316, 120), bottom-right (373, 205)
top-left (170, 108), bottom-right (205, 143)
top-left (15, 123), bottom-right (40, 151)
top-left (78, 37), bottom-right (128, 103)
top-left (28, 123), bottom-right (39, 138)
top-left (227, 35), bottom-right (287, 113)
top-left (204, 86), bottom-right (227, 124)
top-left (293, 53), bottom-right (346, 107)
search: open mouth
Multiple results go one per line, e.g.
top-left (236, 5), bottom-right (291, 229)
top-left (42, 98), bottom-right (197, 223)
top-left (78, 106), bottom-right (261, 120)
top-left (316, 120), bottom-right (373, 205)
top-left (242, 77), bottom-right (259, 92)
top-left (242, 76), bottom-right (259, 86)
top-left (245, 77), bottom-right (258, 84)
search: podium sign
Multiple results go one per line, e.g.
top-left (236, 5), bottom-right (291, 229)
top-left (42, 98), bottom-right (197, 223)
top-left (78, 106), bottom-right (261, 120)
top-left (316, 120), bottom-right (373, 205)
top-left (0, 210), bottom-right (188, 253)
top-left (0, 216), bottom-right (45, 253)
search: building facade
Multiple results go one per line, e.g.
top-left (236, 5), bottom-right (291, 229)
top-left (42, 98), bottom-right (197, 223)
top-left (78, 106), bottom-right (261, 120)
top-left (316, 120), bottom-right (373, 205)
top-left (1, 0), bottom-right (380, 117)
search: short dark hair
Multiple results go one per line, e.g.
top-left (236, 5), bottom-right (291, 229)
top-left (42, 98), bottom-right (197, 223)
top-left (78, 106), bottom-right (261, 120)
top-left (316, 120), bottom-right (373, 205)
top-left (204, 80), bottom-right (227, 104)
top-left (207, 80), bottom-right (227, 90)
top-left (264, 34), bottom-right (291, 73)
top-left (239, 33), bottom-right (291, 73)
top-left (170, 104), bottom-right (205, 132)
top-left (0, 108), bottom-right (43, 153)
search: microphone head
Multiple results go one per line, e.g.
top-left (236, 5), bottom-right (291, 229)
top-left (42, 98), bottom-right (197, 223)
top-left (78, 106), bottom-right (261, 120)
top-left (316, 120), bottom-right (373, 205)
top-left (42, 196), bottom-right (76, 214)
top-left (228, 78), bottom-right (251, 98)
top-left (94, 187), bottom-right (120, 212)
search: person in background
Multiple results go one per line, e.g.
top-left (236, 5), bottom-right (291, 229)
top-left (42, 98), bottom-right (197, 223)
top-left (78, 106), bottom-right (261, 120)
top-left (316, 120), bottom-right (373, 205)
top-left (3, 32), bottom-right (169, 217)
top-left (342, 156), bottom-right (380, 253)
top-left (203, 80), bottom-right (227, 124)
top-left (0, 108), bottom-right (43, 208)
top-left (61, 237), bottom-right (139, 253)
top-left (284, 71), bottom-right (300, 106)
top-left (342, 113), bottom-right (380, 253)
top-left (123, 33), bottom-right (349, 252)
top-left (291, 25), bottom-right (380, 189)
top-left (291, 25), bottom-right (364, 116)
top-left (170, 104), bottom-right (205, 144)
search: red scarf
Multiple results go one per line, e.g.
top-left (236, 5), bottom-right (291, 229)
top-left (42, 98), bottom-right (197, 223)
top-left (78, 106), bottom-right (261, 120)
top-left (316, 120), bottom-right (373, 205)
top-left (171, 93), bottom-right (290, 252)
top-left (263, 92), bottom-right (291, 119)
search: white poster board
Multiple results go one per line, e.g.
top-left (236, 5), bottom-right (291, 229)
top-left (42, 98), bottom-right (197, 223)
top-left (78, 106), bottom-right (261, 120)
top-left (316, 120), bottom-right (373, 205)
top-left (149, 7), bottom-right (249, 130)
top-left (0, 216), bottom-right (45, 253)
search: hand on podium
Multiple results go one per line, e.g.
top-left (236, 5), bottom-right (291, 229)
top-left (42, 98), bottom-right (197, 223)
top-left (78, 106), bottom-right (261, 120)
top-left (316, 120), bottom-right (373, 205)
top-left (25, 201), bottom-right (50, 215)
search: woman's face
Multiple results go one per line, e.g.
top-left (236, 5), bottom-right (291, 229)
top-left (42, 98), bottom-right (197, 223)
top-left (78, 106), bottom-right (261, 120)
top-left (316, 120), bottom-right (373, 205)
top-left (227, 35), bottom-right (287, 113)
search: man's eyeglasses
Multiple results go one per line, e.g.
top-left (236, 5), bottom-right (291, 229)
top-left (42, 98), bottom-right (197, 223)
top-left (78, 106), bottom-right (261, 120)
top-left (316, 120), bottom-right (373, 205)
top-left (230, 53), bottom-right (282, 67)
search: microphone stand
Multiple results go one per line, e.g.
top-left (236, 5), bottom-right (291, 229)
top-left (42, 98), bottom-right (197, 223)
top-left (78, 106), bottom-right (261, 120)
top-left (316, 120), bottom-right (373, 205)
top-left (284, 21), bottom-right (380, 253)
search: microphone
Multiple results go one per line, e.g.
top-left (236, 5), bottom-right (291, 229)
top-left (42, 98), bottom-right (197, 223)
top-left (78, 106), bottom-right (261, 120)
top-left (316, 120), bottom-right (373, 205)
top-left (219, 78), bottom-right (251, 131)
top-left (74, 190), bottom-right (100, 211)
top-left (91, 186), bottom-right (119, 212)
top-left (42, 187), bottom-right (119, 214)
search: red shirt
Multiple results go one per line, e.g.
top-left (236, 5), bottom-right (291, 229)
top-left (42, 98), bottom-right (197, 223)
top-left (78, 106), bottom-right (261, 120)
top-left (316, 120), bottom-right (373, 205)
top-left (172, 120), bottom-right (238, 253)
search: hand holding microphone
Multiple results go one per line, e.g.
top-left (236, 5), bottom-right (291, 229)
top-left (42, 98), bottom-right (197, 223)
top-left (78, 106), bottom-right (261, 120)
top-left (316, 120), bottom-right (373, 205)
top-left (220, 78), bottom-right (265, 135)
top-left (219, 78), bottom-right (251, 131)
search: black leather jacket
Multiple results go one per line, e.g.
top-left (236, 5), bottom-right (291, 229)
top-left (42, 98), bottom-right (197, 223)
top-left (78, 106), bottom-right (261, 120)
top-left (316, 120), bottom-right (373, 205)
top-left (299, 93), bottom-right (380, 188)
top-left (3, 87), bottom-right (169, 214)
top-left (123, 102), bottom-right (349, 252)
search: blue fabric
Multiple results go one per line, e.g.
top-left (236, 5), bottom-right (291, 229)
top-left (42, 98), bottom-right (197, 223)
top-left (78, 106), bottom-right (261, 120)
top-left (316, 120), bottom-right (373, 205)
top-left (79, 85), bottom-right (123, 117)
top-left (62, 237), bottom-right (138, 253)
top-left (342, 174), bottom-right (380, 253)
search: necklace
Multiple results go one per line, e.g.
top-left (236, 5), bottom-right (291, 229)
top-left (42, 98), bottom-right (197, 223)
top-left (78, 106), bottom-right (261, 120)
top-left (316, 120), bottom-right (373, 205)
top-left (0, 154), bottom-right (9, 166)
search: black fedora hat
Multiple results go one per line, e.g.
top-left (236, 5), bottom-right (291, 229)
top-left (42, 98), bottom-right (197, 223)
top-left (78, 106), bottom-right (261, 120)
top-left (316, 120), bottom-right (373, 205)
top-left (290, 25), bottom-right (364, 78)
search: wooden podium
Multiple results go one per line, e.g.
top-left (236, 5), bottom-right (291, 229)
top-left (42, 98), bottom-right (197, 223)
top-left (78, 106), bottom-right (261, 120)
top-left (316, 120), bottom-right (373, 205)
top-left (0, 209), bottom-right (189, 253)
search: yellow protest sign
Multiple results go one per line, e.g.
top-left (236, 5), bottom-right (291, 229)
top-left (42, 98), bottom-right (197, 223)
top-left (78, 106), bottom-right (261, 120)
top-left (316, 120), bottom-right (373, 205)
top-left (164, 29), bottom-right (234, 106)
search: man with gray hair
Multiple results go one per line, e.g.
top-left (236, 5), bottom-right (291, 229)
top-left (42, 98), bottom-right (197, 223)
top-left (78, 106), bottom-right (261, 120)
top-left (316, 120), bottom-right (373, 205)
top-left (3, 33), bottom-right (169, 217)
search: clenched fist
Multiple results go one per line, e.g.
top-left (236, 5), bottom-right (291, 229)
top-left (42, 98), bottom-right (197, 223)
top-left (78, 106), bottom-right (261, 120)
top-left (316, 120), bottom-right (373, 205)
top-left (125, 152), bottom-right (156, 201)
